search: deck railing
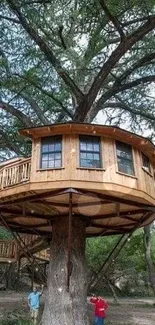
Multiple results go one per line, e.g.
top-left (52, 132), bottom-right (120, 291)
top-left (0, 240), bottom-right (17, 260)
top-left (0, 158), bottom-right (31, 190)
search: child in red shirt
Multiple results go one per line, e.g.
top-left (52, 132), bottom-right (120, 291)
top-left (90, 294), bottom-right (108, 325)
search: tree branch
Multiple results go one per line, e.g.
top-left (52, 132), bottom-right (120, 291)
top-left (0, 100), bottom-right (34, 127)
top-left (6, 0), bottom-right (84, 102)
top-left (0, 47), bottom-right (11, 78)
top-left (73, 15), bottom-right (155, 121)
top-left (122, 15), bottom-right (155, 27)
top-left (21, 94), bottom-right (50, 125)
top-left (102, 100), bottom-right (155, 123)
top-left (14, 73), bottom-right (73, 119)
top-left (86, 75), bottom-right (155, 122)
top-left (0, 14), bottom-right (20, 24)
top-left (0, 129), bottom-right (22, 156)
top-left (98, 0), bottom-right (125, 40)
top-left (113, 52), bottom-right (155, 86)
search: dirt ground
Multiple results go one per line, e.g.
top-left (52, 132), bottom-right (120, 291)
top-left (0, 291), bottom-right (155, 324)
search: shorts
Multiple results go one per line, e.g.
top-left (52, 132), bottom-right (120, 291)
top-left (30, 308), bottom-right (39, 319)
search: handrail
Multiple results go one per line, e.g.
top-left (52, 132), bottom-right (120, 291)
top-left (0, 240), bottom-right (17, 260)
top-left (0, 157), bottom-right (31, 190)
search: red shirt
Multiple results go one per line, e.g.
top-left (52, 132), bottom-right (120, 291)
top-left (90, 297), bottom-right (108, 318)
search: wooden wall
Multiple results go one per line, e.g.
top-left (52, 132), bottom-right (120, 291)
top-left (30, 133), bottom-right (155, 199)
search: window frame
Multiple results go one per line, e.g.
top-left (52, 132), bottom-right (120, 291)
top-left (79, 135), bottom-right (102, 169)
top-left (115, 140), bottom-right (135, 177)
top-left (40, 135), bottom-right (62, 169)
top-left (141, 152), bottom-right (152, 175)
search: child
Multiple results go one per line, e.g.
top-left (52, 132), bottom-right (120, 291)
top-left (90, 294), bottom-right (108, 325)
top-left (28, 284), bottom-right (44, 324)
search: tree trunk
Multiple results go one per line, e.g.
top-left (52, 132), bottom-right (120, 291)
top-left (144, 225), bottom-right (155, 295)
top-left (42, 216), bottom-right (90, 325)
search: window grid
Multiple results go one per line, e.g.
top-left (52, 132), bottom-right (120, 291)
top-left (116, 140), bottom-right (135, 176)
top-left (41, 136), bottom-right (62, 169)
top-left (79, 135), bottom-right (102, 168)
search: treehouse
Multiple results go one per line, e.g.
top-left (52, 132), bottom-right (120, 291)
top-left (0, 122), bottom-right (155, 236)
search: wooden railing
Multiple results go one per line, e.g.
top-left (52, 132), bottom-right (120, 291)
top-left (0, 157), bottom-right (31, 190)
top-left (0, 236), bottom-right (50, 263)
top-left (0, 240), bottom-right (17, 260)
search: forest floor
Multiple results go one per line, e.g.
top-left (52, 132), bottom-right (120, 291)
top-left (0, 291), bottom-right (155, 324)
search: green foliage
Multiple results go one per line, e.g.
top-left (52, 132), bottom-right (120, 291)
top-left (86, 229), bottom-right (154, 296)
top-left (0, 227), bottom-right (12, 239)
top-left (0, 1), bottom-right (155, 159)
top-left (1, 321), bottom-right (33, 325)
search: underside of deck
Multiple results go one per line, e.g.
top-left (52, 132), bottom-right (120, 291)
top-left (0, 187), bottom-right (155, 237)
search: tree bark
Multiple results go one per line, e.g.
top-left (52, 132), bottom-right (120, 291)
top-left (144, 225), bottom-right (155, 295)
top-left (42, 216), bottom-right (90, 325)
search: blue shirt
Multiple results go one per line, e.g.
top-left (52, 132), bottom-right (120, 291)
top-left (28, 292), bottom-right (41, 309)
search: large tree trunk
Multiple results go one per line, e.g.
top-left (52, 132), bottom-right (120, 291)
top-left (144, 225), bottom-right (155, 295)
top-left (42, 217), bottom-right (90, 325)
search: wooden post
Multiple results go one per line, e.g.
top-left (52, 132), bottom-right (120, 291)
top-left (31, 261), bottom-right (34, 290)
top-left (16, 257), bottom-right (21, 291)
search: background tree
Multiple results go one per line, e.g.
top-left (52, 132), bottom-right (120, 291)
top-left (1, 0), bottom-right (155, 160)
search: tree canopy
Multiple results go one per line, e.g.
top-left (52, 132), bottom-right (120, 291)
top-left (1, 0), bottom-right (155, 160)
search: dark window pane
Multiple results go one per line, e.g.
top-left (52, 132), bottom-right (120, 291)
top-left (93, 143), bottom-right (100, 152)
top-left (80, 159), bottom-right (87, 167)
top-left (55, 153), bottom-right (61, 160)
top-left (49, 153), bottom-right (54, 160)
top-left (48, 160), bottom-right (54, 168)
top-left (81, 152), bottom-right (87, 159)
top-left (55, 160), bottom-right (61, 168)
top-left (42, 144), bottom-right (48, 153)
top-left (42, 154), bottom-right (49, 161)
top-left (94, 153), bottom-right (100, 160)
top-left (42, 161), bottom-right (48, 168)
top-left (80, 142), bottom-right (87, 150)
top-left (49, 144), bottom-right (54, 151)
top-left (142, 153), bottom-right (151, 173)
top-left (55, 142), bottom-right (61, 151)
top-left (87, 143), bottom-right (93, 151)
top-left (117, 158), bottom-right (134, 175)
top-left (87, 153), bottom-right (93, 160)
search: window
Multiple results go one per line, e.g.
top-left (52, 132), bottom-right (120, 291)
top-left (116, 140), bottom-right (135, 176)
top-left (79, 135), bottom-right (102, 168)
top-left (41, 136), bottom-right (62, 169)
top-left (142, 153), bottom-right (151, 173)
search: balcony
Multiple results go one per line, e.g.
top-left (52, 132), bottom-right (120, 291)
top-left (0, 157), bottom-right (31, 190)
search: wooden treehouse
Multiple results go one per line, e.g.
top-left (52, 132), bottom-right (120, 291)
top-left (1, 122), bottom-right (155, 322)
top-left (0, 123), bottom-right (155, 237)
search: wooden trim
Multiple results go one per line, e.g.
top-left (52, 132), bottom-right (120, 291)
top-left (76, 167), bottom-right (105, 171)
top-left (116, 171), bottom-right (137, 179)
top-left (37, 167), bottom-right (65, 171)
top-left (142, 166), bottom-right (153, 177)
